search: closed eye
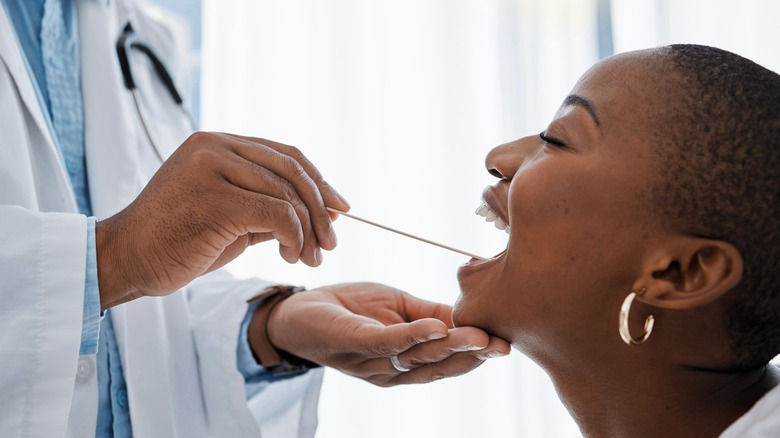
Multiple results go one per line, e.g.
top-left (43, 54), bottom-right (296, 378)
top-left (539, 132), bottom-right (569, 150)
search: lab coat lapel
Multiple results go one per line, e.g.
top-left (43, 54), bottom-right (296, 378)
top-left (0, 3), bottom-right (77, 213)
top-left (0, 4), bottom-right (55, 151)
top-left (77, 0), bottom-right (145, 219)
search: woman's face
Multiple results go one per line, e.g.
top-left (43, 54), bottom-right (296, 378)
top-left (453, 51), bottom-right (671, 356)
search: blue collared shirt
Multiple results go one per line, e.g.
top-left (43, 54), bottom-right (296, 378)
top-left (2, 1), bottom-right (284, 436)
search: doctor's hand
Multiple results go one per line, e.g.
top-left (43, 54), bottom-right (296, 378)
top-left (96, 132), bottom-right (349, 309)
top-left (256, 282), bottom-right (511, 386)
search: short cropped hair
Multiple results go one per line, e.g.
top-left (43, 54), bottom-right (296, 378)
top-left (649, 44), bottom-right (780, 369)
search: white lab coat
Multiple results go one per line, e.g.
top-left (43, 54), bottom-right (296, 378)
top-left (0, 1), bottom-right (322, 437)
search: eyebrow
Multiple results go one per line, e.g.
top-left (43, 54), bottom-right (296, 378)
top-left (562, 94), bottom-right (601, 127)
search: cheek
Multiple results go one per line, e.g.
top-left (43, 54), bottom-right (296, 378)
top-left (505, 163), bottom-right (642, 307)
top-left (510, 160), bottom-right (630, 256)
top-left (510, 172), bottom-right (591, 260)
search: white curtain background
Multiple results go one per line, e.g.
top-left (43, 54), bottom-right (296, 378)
top-left (611, 0), bottom-right (780, 71)
top-left (198, 1), bottom-right (780, 437)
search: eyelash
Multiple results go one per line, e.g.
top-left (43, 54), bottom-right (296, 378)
top-left (539, 132), bottom-right (568, 149)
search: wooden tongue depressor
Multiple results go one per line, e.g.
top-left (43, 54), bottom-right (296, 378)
top-left (326, 207), bottom-right (489, 261)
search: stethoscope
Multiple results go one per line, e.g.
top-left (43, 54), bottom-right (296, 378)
top-left (115, 22), bottom-right (195, 163)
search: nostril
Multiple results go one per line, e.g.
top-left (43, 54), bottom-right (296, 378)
top-left (488, 168), bottom-right (503, 178)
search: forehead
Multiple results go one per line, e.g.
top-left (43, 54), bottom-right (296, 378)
top-left (566, 51), bottom-right (673, 135)
top-left (552, 51), bottom-right (685, 183)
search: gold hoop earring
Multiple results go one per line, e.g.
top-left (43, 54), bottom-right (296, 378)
top-left (619, 288), bottom-right (654, 346)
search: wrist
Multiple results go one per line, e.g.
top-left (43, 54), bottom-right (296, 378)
top-left (265, 298), bottom-right (287, 351)
top-left (96, 217), bottom-right (139, 310)
top-left (247, 285), bottom-right (320, 376)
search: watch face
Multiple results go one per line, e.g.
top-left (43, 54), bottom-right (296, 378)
top-left (270, 358), bottom-right (321, 377)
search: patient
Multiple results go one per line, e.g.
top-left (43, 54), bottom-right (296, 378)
top-left (452, 44), bottom-right (780, 437)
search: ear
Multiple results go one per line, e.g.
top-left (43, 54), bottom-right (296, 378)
top-left (633, 238), bottom-right (743, 310)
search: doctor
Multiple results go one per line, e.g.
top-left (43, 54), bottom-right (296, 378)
top-left (0, 1), bottom-right (510, 437)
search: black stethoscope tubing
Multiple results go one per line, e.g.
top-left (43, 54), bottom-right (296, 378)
top-left (115, 22), bottom-right (194, 163)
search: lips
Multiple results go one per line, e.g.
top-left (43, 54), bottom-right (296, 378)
top-left (480, 183), bottom-right (511, 230)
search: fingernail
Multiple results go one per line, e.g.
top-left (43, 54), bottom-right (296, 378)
top-left (328, 222), bottom-right (338, 247)
top-left (486, 350), bottom-right (508, 358)
top-left (280, 246), bottom-right (298, 264)
top-left (427, 332), bottom-right (446, 341)
top-left (467, 345), bottom-right (484, 351)
top-left (315, 248), bottom-right (323, 265)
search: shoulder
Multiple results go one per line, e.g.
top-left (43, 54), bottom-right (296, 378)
top-left (720, 364), bottom-right (780, 438)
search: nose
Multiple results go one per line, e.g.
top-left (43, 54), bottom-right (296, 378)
top-left (484, 136), bottom-right (535, 180)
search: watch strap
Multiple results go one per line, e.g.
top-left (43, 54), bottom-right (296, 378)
top-left (248, 285), bottom-right (321, 376)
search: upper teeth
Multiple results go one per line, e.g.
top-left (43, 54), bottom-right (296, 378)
top-left (476, 203), bottom-right (510, 234)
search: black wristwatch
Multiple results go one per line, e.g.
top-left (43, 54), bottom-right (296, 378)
top-left (247, 285), bottom-right (322, 376)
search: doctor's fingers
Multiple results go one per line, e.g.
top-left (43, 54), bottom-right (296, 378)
top-left (220, 157), bottom-right (322, 266)
top-left (389, 335), bottom-right (510, 385)
top-left (210, 186), bottom-right (306, 263)
top-left (216, 152), bottom-right (322, 266)
top-left (223, 134), bottom-right (342, 250)
top-left (393, 326), bottom-right (491, 366)
top-left (352, 327), bottom-right (490, 382)
top-left (225, 134), bottom-right (351, 211)
top-left (353, 344), bottom-right (496, 387)
top-left (393, 291), bottom-right (456, 327)
top-left (203, 232), bottom-right (276, 275)
top-left (389, 350), bottom-right (489, 386)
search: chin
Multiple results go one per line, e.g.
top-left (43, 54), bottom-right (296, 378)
top-left (454, 263), bottom-right (524, 345)
top-left (450, 293), bottom-right (471, 328)
top-left (451, 278), bottom-right (496, 333)
top-left (451, 269), bottom-right (480, 324)
top-left (452, 293), bottom-right (518, 347)
top-left (453, 246), bottom-right (507, 323)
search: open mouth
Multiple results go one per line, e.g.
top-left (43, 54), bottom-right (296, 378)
top-left (479, 183), bottom-right (511, 234)
top-left (461, 186), bottom-right (511, 268)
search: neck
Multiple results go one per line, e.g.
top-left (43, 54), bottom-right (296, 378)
top-left (546, 359), bottom-right (780, 437)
